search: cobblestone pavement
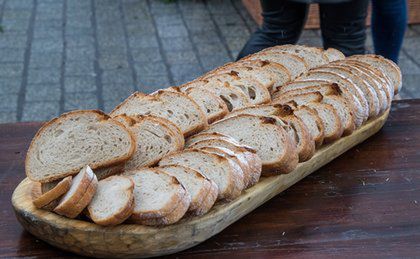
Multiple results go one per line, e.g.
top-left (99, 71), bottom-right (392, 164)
top-left (0, 0), bottom-right (420, 123)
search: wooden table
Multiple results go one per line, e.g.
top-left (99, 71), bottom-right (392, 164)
top-left (1, 99), bottom-right (420, 258)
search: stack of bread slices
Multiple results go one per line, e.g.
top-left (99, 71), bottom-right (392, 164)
top-left (26, 45), bottom-right (401, 226)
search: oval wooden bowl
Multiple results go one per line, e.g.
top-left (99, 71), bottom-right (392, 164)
top-left (12, 110), bottom-right (389, 258)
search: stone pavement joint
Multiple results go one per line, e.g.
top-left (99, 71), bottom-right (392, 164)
top-left (0, 0), bottom-right (420, 123)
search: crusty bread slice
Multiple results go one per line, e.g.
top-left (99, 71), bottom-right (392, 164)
top-left (122, 168), bottom-right (190, 225)
top-left (184, 87), bottom-right (228, 123)
top-left (113, 115), bottom-right (183, 170)
top-left (295, 71), bottom-right (369, 126)
top-left (180, 79), bottom-right (250, 111)
top-left (205, 115), bottom-right (299, 174)
top-left (110, 91), bottom-right (207, 137)
top-left (159, 165), bottom-right (218, 216)
top-left (293, 106), bottom-right (325, 148)
top-left (348, 54), bottom-right (402, 94)
top-left (262, 44), bottom-right (329, 68)
top-left (324, 48), bottom-right (345, 62)
top-left (243, 51), bottom-right (308, 79)
top-left (159, 149), bottom-right (245, 201)
top-left (94, 164), bottom-right (125, 180)
top-left (185, 132), bottom-right (240, 147)
top-left (33, 176), bottom-right (72, 209)
top-left (188, 138), bottom-right (262, 187)
top-left (54, 166), bottom-right (98, 218)
top-left (225, 104), bottom-right (315, 162)
top-left (25, 110), bottom-right (135, 183)
top-left (32, 182), bottom-right (60, 211)
top-left (87, 175), bottom-right (134, 226)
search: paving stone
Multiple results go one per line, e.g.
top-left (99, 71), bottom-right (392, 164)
top-left (219, 25), bottom-right (250, 38)
top-left (103, 98), bottom-right (125, 113)
top-left (196, 43), bottom-right (228, 57)
top-left (398, 52), bottom-right (420, 75)
top-left (65, 60), bottom-right (96, 76)
top-left (131, 47), bottom-right (163, 63)
top-left (0, 111), bottom-right (17, 123)
top-left (31, 38), bottom-right (63, 53)
top-left (0, 18), bottom-right (30, 32)
top-left (29, 52), bottom-right (63, 68)
top-left (27, 67), bottom-right (61, 84)
top-left (200, 54), bottom-right (232, 71)
top-left (157, 24), bottom-right (188, 38)
top-left (170, 63), bottom-right (203, 85)
top-left (137, 75), bottom-right (171, 94)
top-left (0, 94), bottom-right (18, 111)
top-left (0, 78), bottom-right (22, 94)
top-left (0, 48), bottom-right (25, 62)
top-left (22, 101), bottom-right (60, 122)
top-left (0, 63), bottom-right (24, 78)
top-left (98, 53), bottom-right (130, 70)
top-left (65, 27), bottom-right (94, 37)
top-left (191, 30), bottom-right (221, 44)
top-left (0, 33), bottom-right (28, 48)
top-left (102, 69), bottom-right (134, 85)
top-left (102, 83), bottom-right (135, 101)
top-left (207, 1), bottom-right (236, 15)
top-left (25, 83), bottom-right (61, 101)
top-left (165, 50), bottom-right (199, 64)
top-left (184, 20), bottom-right (216, 34)
top-left (225, 36), bottom-right (248, 53)
top-left (125, 23), bottom-right (156, 36)
top-left (134, 62), bottom-right (167, 76)
top-left (401, 74), bottom-right (420, 99)
top-left (4, 0), bottom-right (33, 10)
top-left (65, 35), bottom-right (95, 48)
top-left (2, 9), bottom-right (32, 21)
top-left (154, 14), bottom-right (183, 26)
top-left (213, 14), bottom-right (245, 27)
top-left (128, 35), bottom-right (159, 49)
top-left (66, 46), bottom-right (95, 61)
top-left (161, 37), bottom-right (193, 51)
top-left (64, 92), bottom-right (99, 111)
top-left (64, 76), bottom-right (97, 93)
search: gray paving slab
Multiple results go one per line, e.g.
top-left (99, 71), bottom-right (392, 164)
top-left (0, 0), bottom-right (419, 124)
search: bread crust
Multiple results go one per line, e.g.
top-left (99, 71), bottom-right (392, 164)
top-left (33, 176), bottom-right (72, 208)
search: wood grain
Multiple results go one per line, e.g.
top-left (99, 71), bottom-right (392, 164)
top-left (11, 109), bottom-right (390, 258)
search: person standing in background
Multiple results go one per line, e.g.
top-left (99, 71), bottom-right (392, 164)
top-left (237, 0), bottom-right (369, 60)
top-left (371, 0), bottom-right (407, 63)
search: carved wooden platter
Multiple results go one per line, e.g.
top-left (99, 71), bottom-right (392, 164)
top-left (12, 110), bottom-right (389, 258)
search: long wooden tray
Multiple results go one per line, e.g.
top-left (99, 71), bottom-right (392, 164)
top-left (12, 110), bottom-right (389, 258)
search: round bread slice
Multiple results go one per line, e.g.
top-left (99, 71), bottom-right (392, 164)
top-left (54, 166), bottom-right (98, 218)
top-left (188, 139), bottom-right (262, 187)
top-left (122, 168), bottom-right (190, 225)
top-left (159, 149), bottom-right (245, 201)
top-left (293, 105), bottom-right (325, 148)
top-left (185, 132), bottom-right (241, 147)
top-left (33, 176), bottom-right (72, 209)
top-left (113, 115), bottom-right (184, 170)
top-left (204, 114), bottom-right (299, 174)
top-left (87, 175), bottom-right (134, 226)
top-left (25, 110), bottom-right (136, 183)
top-left (323, 48), bottom-right (345, 62)
top-left (159, 165), bottom-right (218, 216)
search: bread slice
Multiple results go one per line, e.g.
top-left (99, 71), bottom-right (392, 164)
top-left (225, 104), bottom-right (315, 162)
top-left (180, 79), bottom-right (250, 111)
top-left (113, 115), bottom-right (184, 170)
top-left (87, 175), bottom-right (134, 226)
top-left (185, 132), bottom-right (240, 147)
top-left (159, 165), bottom-right (218, 216)
top-left (295, 71), bottom-right (369, 126)
top-left (122, 168), bottom-right (190, 225)
top-left (54, 166), bottom-right (98, 218)
top-left (293, 105), bottom-right (325, 148)
top-left (25, 110), bottom-right (136, 183)
top-left (243, 51), bottom-right (308, 79)
top-left (312, 65), bottom-right (381, 118)
top-left (262, 44), bottom-right (329, 68)
top-left (184, 87), bottom-right (228, 123)
top-left (274, 94), bottom-right (343, 143)
top-left (204, 115), bottom-right (299, 174)
top-left (110, 91), bottom-right (207, 137)
top-left (348, 54), bottom-right (402, 94)
top-left (33, 176), bottom-right (72, 209)
top-left (94, 164), bottom-right (125, 180)
top-left (159, 149), bottom-right (245, 200)
top-left (324, 48), bottom-right (345, 62)
top-left (188, 138), bottom-right (262, 187)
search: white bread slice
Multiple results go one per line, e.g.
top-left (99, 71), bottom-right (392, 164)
top-left (94, 164), bottom-right (125, 180)
top-left (312, 65), bottom-right (381, 118)
top-left (158, 165), bottom-right (218, 216)
top-left (348, 54), bottom-right (402, 94)
top-left (33, 176), bottom-right (72, 209)
top-left (293, 105), bottom-right (325, 148)
top-left (87, 175), bottom-right (134, 226)
top-left (324, 48), bottom-right (345, 62)
top-left (188, 138), bottom-right (262, 187)
top-left (274, 94), bottom-right (343, 143)
top-left (185, 132), bottom-right (240, 147)
top-left (295, 71), bottom-right (369, 126)
top-left (25, 110), bottom-right (136, 183)
top-left (32, 182), bottom-right (59, 211)
top-left (122, 168), bottom-right (190, 225)
top-left (205, 115), bottom-right (299, 174)
top-left (159, 149), bottom-right (245, 201)
top-left (243, 51), bottom-right (308, 79)
top-left (180, 79), bottom-right (250, 111)
top-left (262, 44), bottom-right (329, 68)
top-left (54, 166), bottom-right (98, 218)
top-left (113, 115), bottom-right (183, 170)
top-left (184, 87), bottom-right (228, 123)
top-left (204, 72), bottom-right (271, 105)
top-left (110, 91), bottom-right (207, 137)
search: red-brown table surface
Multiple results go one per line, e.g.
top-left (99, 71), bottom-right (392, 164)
top-left (1, 99), bottom-right (420, 258)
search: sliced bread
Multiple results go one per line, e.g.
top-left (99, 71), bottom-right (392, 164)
top-left (158, 165), bottom-right (218, 216)
top-left (87, 175), bottom-right (134, 226)
top-left (54, 166), bottom-right (98, 218)
top-left (185, 132), bottom-right (240, 147)
top-left (110, 91), bottom-right (207, 137)
top-left (204, 114), bottom-right (299, 174)
top-left (293, 105), bottom-right (325, 148)
top-left (25, 110), bottom-right (135, 183)
top-left (159, 149), bottom-right (245, 200)
top-left (184, 87), bottom-right (228, 123)
top-left (122, 168), bottom-right (190, 225)
top-left (324, 48), bottom-right (345, 62)
top-left (262, 44), bottom-right (329, 68)
top-left (113, 115), bottom-right (184, 170)
top-left (33, 176), bottom-right (72, 209)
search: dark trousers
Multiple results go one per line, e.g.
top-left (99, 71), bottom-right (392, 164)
top-left (371, 0), bottom-right (407, 63)
top-left (237, 0), bottom-right (369, 60)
